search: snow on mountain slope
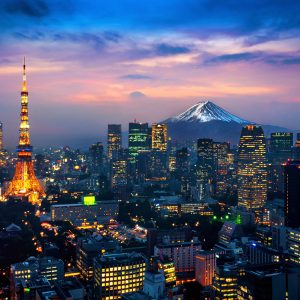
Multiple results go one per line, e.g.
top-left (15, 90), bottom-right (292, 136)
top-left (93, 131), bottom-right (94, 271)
top-left (166, 101), bottom-right (250, 124)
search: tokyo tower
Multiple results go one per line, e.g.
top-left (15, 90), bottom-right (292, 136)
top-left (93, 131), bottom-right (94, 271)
top-left (4, 58), bottom-right (46, 205)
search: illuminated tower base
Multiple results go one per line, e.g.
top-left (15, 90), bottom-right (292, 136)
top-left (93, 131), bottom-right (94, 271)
top-left (4, 160), bottom-right (45, 205)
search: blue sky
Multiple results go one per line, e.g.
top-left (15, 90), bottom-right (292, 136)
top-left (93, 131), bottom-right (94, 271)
top-left (0, 0), bottom-right (300, 147)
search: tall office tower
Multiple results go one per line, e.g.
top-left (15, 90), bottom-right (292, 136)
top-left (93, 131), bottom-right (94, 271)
top-left (128, 122), bottom-right (149, 163)
top-left (93, 253), bottom-right (147, 300)
top-left (4, 59), bottom-right (45, 204)
top-left (175, 147), bottom-right (189, 176)
top-left (0, 122), bottom-right (3, 150)
top-left (88, 142), bottom-right (104, 174)
top-left (213, 142), bottom-right (230, 196)
top-left (197, 138), bottom-right (214, 201)
top-left (284, 160), bottom-right (300, 228)
top-left (237, 125), bottom-right (268, 220)
top-left (107, 124), bottom-right (122, 160)
top-left (111, 159), bottom-right (128, 200)
top-left (136, 150), bottom-right (167, 182)
top-left (175, 147), bottom-right (190, 198)
top-left (269, 132), bottom-right (293, 193)
top-left (151, 123), bottom-right (167, 151)
top-left (270, 132), bottom-right (293, 159)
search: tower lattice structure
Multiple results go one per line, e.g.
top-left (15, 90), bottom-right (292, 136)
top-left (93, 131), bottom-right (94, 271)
top-left (4, 58), bottom-right (46, 205)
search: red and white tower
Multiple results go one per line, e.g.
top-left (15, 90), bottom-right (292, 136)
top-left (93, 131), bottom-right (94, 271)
top-left (4, 58), bottom-right (46, 205)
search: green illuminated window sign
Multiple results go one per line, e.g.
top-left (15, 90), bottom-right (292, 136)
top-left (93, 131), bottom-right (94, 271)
top-left (83, 195), bottom-right (96, 206)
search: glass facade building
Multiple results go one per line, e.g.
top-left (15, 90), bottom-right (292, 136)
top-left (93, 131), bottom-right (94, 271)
top-left (237, 125), bottom-right (267, 221)
top-left (128, 122), bottom-right (149, 163)
top-left (107, 124), bottom-right (122, 160)
top-left (151, 123), bottom-right (167, 152)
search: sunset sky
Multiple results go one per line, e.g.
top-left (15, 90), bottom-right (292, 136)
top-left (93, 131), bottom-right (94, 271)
top-left (1, 0), bottom-right (300, 147)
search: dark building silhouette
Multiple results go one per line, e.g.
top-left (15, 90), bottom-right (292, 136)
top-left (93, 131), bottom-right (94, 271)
top-left (284, 160), bottom-right (300, 228)
top-left (88, 142), bottom-right (104, 174)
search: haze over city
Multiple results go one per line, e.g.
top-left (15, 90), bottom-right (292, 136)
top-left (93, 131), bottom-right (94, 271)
top-left (1, 0), bottom-right (300, 147)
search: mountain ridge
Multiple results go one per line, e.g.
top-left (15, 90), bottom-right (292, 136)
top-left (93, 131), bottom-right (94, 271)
top-left (165, 100), bottom-right (251, 124)
top-left (163, 100), bottom-right (290, 144)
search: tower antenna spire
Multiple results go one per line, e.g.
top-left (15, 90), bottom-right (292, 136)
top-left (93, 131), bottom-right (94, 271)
top-left (22, 56), bottom-right (27, 92)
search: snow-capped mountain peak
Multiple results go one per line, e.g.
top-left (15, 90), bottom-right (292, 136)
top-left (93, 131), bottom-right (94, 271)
top-left (167, 101), bottom-right (250, 124)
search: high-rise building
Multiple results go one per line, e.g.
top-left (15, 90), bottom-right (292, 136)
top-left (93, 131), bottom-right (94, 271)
top-left (284, 160), bottom-right (300, 228)
top-left (195, 250), bottom-right (216, 287)
top-left (107, 124), bottom-right (122, 160)
top-left (93, 252), bottom-right (147, 300)
top-left (128, 122), bottom-right (149, 163)
top-left (111, 159), bottom-right (128, 200)
top-left (213, 142), bottom-right (230, 195)
top-left (0, 122), bottom-right (3, 150)
top-left (151, 123), bottom-right (167, 151)
top-left (269, 132), bottom-right (293, 193)
top-left (4, 59), bottom-right (45, 204)
top-left (137, 149), bottom-right (168, 182)
top-left (197, 138), bottom-right (214, 200)
top-left (88, 142), bottom-right (104, 174)
top-left (175, 147), bottom-right (189, 176)
top-left (270, 132), bottom-right (293, 159)
top-left (237, 125), bottom-right (268, 220)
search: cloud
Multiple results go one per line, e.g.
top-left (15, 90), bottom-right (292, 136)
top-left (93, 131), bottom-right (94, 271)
top-left (12, 30), bottom-right (122, 52)
top-left (3, 0), bottom-right (49, 17)
top-left (154, 43), bottom-right (191, 56)
top-left (204, 51), bottom-right (300, 66)
top-left (120, 74), bottom-right (154, 80)
top-left (128, 91), bottom-right (147, 99)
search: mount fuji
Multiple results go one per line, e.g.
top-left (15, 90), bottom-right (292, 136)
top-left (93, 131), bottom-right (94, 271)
top-left (163, 101), bottom-right (290, 145)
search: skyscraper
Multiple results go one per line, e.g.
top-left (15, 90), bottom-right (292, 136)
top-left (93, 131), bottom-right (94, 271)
top-left (107, 124), bottom-right (122, 160)
top-left (197, 138), bottom-right (214, 200)
top-left (213, 142), bottom-right (230, 196)
top-left (128, 122), bottom-right (149, 163)
top-left (0, 122), bottom-right (3, 150)
top-left (4, 59), bottom-right (45, 204)
top-left (269, 132), bottom-right (293, 193)
top-left (88, 142), bottom-right (104, 174)
top-left (151, 123), bottom-right (167, 151)
top-left (270, 132), bottom-right (293, 159)
top-left (284, 160), bottom-right (300, 228)
top-left (237, 125), bottom-right (267, 219)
